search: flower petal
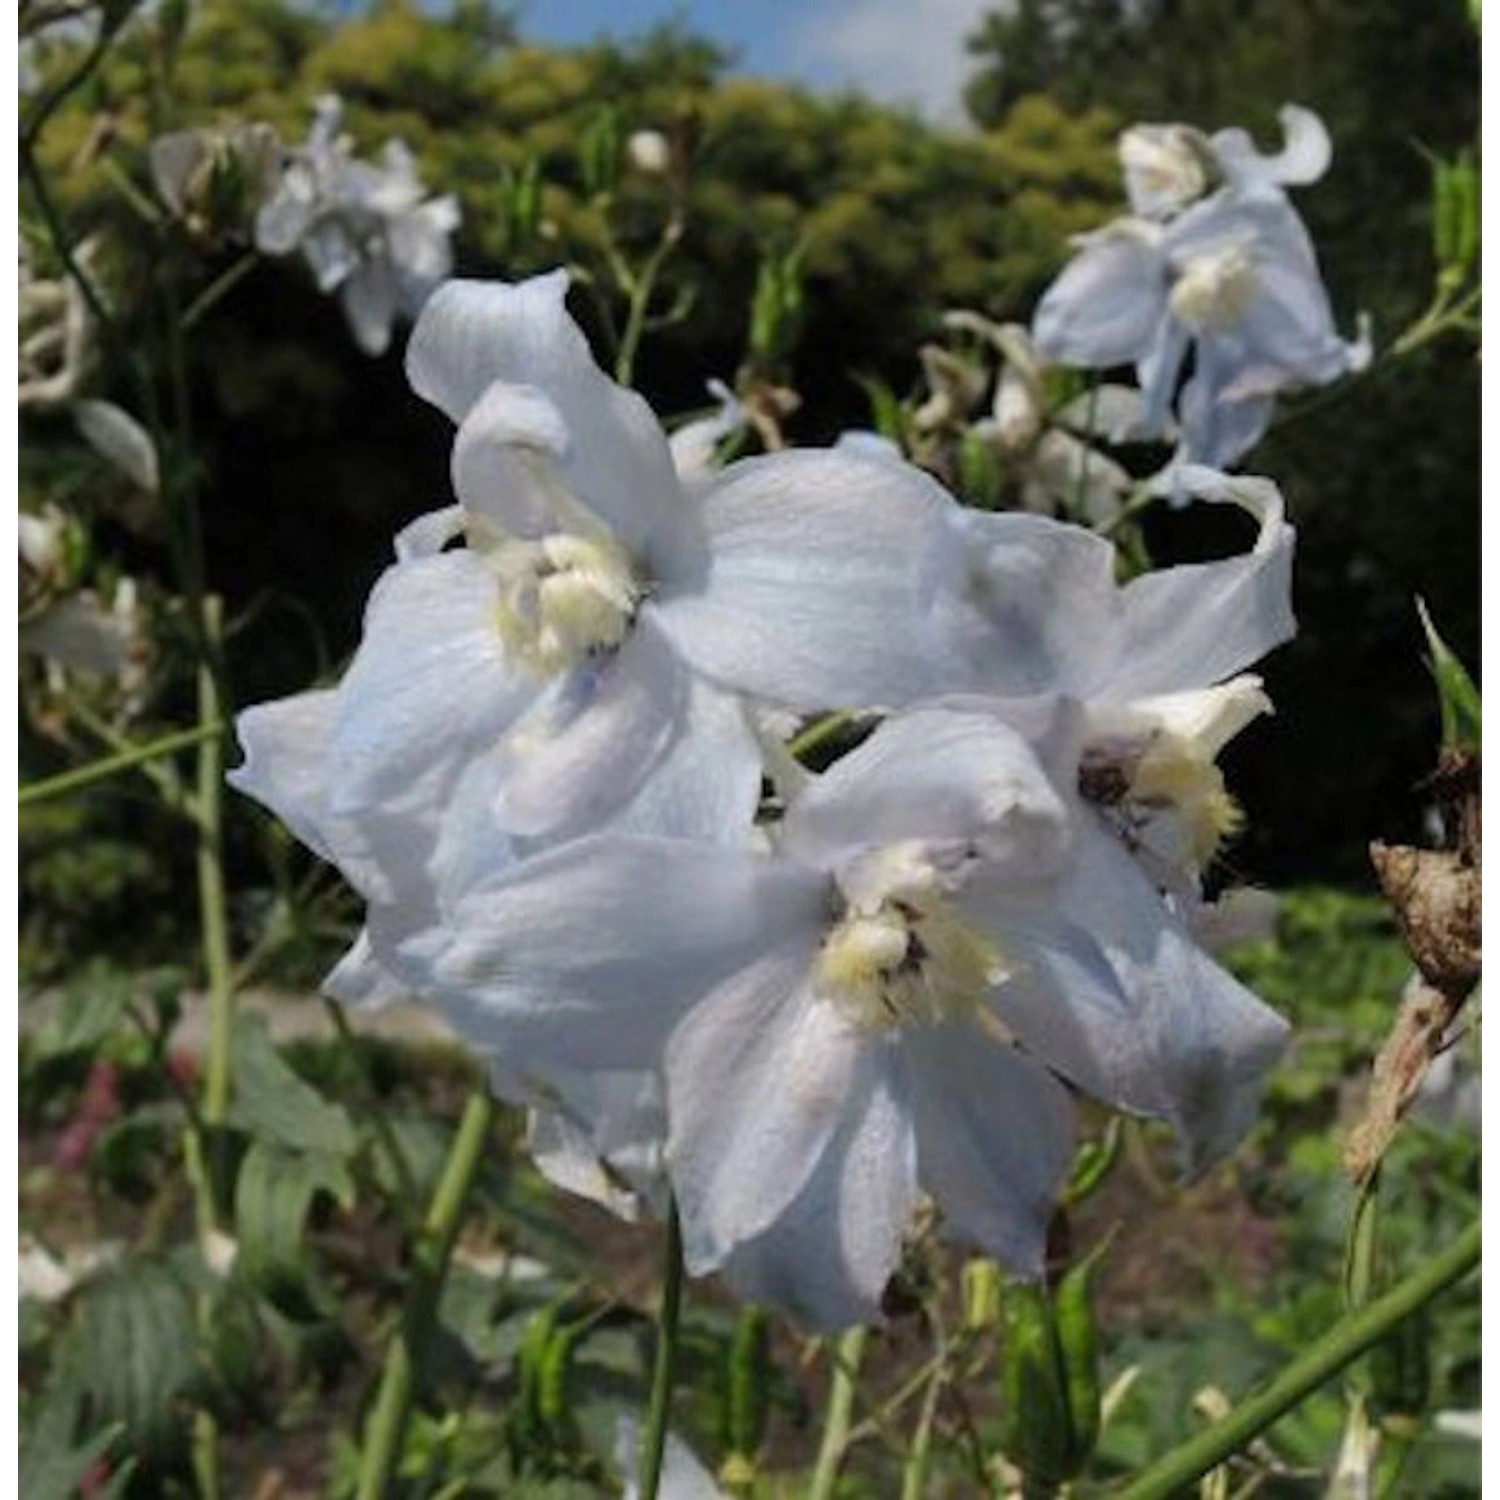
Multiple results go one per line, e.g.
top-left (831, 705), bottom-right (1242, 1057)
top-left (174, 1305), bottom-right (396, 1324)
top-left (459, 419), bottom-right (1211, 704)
top-left (394, 836), bottom-right (826, 1074)
top-left (487, 614), bottom-right (686, 840)
top-left (405, 273), bottom-right (693, 573)
top-left (1033, 220), bottom-right (1169, 369)
top-left (666, 953), bottom-right (896, 1278)
top-left (1104, 469), bottom-right (1295, 698)
top-left (653, 447), bottom-right (957, 710)
top-left (905, 1022), bottom-right (1075, 1274)
top-left (1059, 822), bottom-right (1290, 1170)
top-left (921, 508), bottom-right (1120, 697)
top-left (718, 1048), bottom-right (918, 1330)
top-left (780, 704), bottom-right (1073, 880)
top-left (331, 551), bottom-right (540, 814)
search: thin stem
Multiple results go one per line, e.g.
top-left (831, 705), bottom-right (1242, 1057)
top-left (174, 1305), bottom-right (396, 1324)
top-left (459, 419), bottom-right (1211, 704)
top-left (809, 1325), bottom-right (870, 1500)
top-left (18, 722), bottom-right (221, 807)
top-left (19, 143), bottom-right (120, 341)
top-left (195, 602), bottom-right (233, 1120)
top-left (1114, 1218), bottom-right (1480, 1500)
top-left (638, 1199), bottom-right (686, 1500)
top-left (900, 1351), bottom-right (946, 1500)
top-left (356, 1087), bottom-right (497, 1500)
top-left (181, 252), bottom-right (260, 333)
top-left (614, 212), bottom-right (683, 387)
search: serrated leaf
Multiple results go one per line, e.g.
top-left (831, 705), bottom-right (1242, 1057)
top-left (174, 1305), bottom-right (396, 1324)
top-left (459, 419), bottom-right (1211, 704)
top-left (1416, 597), bottom-right (1481, 750)
top-left (65, 1259), bottom-right (202, 1470)
top-left (234, 1138), bottom-right (355, 1321)
top-left (226, 1013), bottom-right (356, 1156)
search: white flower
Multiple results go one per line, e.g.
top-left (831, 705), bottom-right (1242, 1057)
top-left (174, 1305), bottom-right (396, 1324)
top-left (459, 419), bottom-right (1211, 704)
top-left (324, 270), bottom-right (963, 849)
top-left (1034, 106), bottom-right (1366, 468)
top-left (254, 96), bottom-right (460, 355)
top-left (923, 466), bottom-right (1293, 914)
top-left (395, 705), bottom-right (1287, 1326)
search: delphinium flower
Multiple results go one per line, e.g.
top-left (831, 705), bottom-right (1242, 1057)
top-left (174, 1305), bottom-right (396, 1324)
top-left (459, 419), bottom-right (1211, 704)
top-left (254, 95), bottom-right (460, 355)
top-left (394, 703), bottom-right (1287, 1327)
top-left (1033, 104), bottom-right (1368, 468)
top-left (321, 268), bottom-right (974, 851)
top-left (924, 465), bottom-right (1292, 904)
top-left (231, 266), bottom-right (998, 1218)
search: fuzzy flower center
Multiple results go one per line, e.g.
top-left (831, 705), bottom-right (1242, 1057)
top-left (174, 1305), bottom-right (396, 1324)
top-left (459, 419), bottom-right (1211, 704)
top-left (1080, 733), bottom-right (1242, 867)
top-left (491, 531), bottom-right (642, 676)
top-left (815, 844), bottom-right (1009, 1033)
top-left (1169, 243), bottom-right (1258, 331)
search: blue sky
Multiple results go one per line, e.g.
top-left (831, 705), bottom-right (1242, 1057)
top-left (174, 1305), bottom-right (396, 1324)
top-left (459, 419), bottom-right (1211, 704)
top-left (508, 0), bottom-right (996, 124)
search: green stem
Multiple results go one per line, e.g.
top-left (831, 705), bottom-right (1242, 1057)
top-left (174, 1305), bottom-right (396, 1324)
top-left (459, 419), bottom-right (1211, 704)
top-left (614, 213), bottom-right (683, 387)
top-left (1115, 1218), bottom-right (1480, 1500)
top-left (18, 722), bottom-right (222, 807)
top-left (195, 599), bottom-right (234, 1143)
top-left (638, 1199), bottom-right (686, 1500)
top-left (181, 252), bottom-right (260, 333)
top-left (900, 1354), bottom-right (945, 1500)
top-left (356, 1087), bottom-right (497, 1500)
top-left (788, 710), bottom-right (855, 763)
top-left (809, 1325), bottom-right (870, 1500)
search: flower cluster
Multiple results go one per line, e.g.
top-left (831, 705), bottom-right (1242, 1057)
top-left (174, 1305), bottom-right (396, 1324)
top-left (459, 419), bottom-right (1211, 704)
top-left (232, 268), bottom-right (1293, 1328)
top-left (1033, 104), bottom-right (1369, 468)
top-left (253, 95), bottom-right (460, 356)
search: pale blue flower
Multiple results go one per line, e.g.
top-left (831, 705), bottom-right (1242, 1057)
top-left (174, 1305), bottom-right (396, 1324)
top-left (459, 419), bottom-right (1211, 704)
top-left (255, 96), bottom-right (460, 355)
top-left (1034, 107), bottom-right (1367, 467)
top-left (326, 270), bottom-right (965, 850)
top-left (394, 704), bottom-right (1286, 1327)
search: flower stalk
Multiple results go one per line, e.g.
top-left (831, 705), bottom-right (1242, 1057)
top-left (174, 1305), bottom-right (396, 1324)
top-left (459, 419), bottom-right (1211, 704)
top-left (356, 1086), bottom-right (497, 1500)
top-left (638, 1198), bottom-right (686, 1500)
top-left (809, 1325), bottom-right (870, 1500)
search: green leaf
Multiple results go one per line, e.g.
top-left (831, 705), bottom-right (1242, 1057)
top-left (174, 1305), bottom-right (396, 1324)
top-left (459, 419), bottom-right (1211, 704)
top-left (226, 1012), bottom-right (356, 1156)
top-left (1416, 597), bottom-right (1481, 750)
top-left (234, 1138), bottom-right (355, 1321)
top-left (65, 1258), bottom-right (203, 1470)
top-left (27, 970), bottom-right (133, 1064)
top-left (20, 1375), bottom-right (133, 1500)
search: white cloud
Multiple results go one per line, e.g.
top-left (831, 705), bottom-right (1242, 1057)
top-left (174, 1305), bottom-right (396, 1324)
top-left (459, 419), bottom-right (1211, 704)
top-left (788, 0), bottom-right (996, 125)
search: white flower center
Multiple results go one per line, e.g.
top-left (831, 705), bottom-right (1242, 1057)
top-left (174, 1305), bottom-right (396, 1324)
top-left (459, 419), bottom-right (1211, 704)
top-left (491, 531), bottom-right (642, 676)
top-left (1169, 244), bottom-right (1258, 331)
top-left (814, 843), bottom-right (1009, 1033)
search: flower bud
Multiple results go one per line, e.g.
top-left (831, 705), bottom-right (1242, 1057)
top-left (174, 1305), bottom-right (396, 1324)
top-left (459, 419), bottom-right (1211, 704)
top-left (626, 129), bottom-right (671, 177)
top-left (961, 1257), bottom-right (1004, 1333)
top-left (998, 1281), bottom-right (1076, 1488)
top-left (724, 1305), bottom-right (771, 1465)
